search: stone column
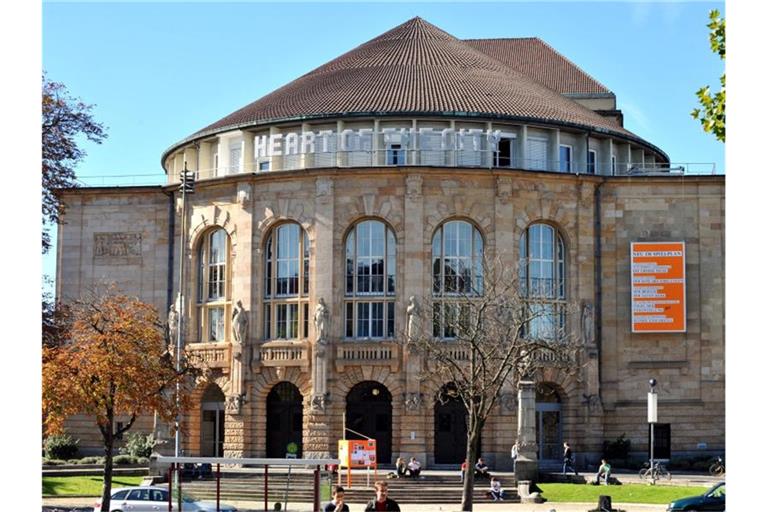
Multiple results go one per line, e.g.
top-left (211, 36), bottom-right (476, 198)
top-left (304, 176), bottom-right (335, 458)
top-left (400, 173), bottom-right (426, 463)
top-left (515, 380), bottom-right (538, 481)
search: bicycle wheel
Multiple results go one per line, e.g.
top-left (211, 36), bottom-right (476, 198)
top-left (658, 467), bottom-right (671, 480)
top-left (709, 463), bottom-right (725, 477)
top-left (638, 467), bottom-right (650, 481)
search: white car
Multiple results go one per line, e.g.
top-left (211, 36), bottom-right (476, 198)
top-left (93, 486), bottom-right (237, 512)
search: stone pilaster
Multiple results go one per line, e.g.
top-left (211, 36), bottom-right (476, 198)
top-left (304, 176), bottom-right (335, 458)
top-left (399, 173), bottom-right (427, 463)
top-left (515, 380), bottom-right (538, 481)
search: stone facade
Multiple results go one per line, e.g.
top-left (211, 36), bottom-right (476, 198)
top-left (58, 169), bottom-right (725, 467)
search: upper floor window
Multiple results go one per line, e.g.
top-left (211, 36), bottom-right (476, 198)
top-left (519, 223), bottom-right (566, 341)
top-left (588, 149), bottom-right (597, 175)
top-left (432, 220), bottom-right (484, 296)
top-left (432, 220), bottom-right (484, 339)
top-left (344, 220), bottom-right (396, 339)
top-left (264, 223), bottom-right (310, 340)
top-left (559, 145), bottom-right (572, 173)
top-left (526, 137), bottom-right (548, 171)
top-left (196, 228), bottom-right (230, 342)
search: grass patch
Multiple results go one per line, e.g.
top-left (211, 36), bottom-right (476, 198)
top-left (43, 476), bottom-right (144, 496)
top-left (538, 483), bottom-right (710, 505)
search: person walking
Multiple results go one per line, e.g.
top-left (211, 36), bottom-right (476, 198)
top-left (594, 459), bottom-right (611, 485)
top-left (364, 481), bottom-right (401, 511)
top-left (324, 485), bottom-right (350, 512)
top-left (562, 442), bottom-right (578, 475)
top-left (510, 442), bottom-right (519, 473)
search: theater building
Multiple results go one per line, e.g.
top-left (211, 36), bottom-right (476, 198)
top-left (56, 17), bottom-right (724, 469)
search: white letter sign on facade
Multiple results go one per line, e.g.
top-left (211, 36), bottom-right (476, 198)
top-left (630, 241), bottom-right (686, 333)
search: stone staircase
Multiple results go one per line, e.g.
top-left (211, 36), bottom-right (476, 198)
top-left (177, 471), bottom-right (520, 505)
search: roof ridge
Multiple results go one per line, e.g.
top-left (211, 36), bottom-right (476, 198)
top-left (531, 38), bottom-right (612, 94)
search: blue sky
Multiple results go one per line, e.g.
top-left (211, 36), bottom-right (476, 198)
top-left (42, 0), bottom-right (725, 284)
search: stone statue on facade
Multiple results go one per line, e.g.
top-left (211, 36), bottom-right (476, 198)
top-left (314, 298), bottom-right (330, 343)
top-left (406, 295), bottom-right (421, 341)
top-left (167, 303), bottom-right (179, 344)
top-left (311, 393), bottom-right (329, 412)
top-left (313, 298), bottom-right (330, 403)
top-left (581, 301), bottom-right (595, 346)
top-left (232, 300), bottom-right (248, 349)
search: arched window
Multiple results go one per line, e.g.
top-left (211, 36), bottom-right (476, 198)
top-left (432, 220), bottom-right (484, 338)
top-left (263, 223), bottom-right (310, 340)
top-left (519, 223), bottom-right (566, 341)
top-left (196, 228), bottom-right (231, 342)
top-left (344, 220), bottom-right (396, 339)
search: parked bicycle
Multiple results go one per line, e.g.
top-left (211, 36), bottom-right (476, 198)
top-left (638, 461), bottom-right (671, 482)
top-left (708, 456), bottom-right (725, 477)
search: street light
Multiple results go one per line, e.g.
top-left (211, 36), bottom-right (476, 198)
top-left (647, 378), bottom-right (658, 483)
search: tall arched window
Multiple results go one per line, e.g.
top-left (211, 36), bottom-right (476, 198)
top-left (519, 223), bottom-right (566, 341)
top-left (196, 228), bottom-right (230, 342)
top-left (432, 220), bottom-right (484, 338)
top-left (264, 223), bottom-right (310, 340)
top-left (344, 220), bottom-right (396, 339)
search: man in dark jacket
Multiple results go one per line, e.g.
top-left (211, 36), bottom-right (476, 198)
top-left (364, 481), bottom-right (401, 511)
top-left (324, 485), bottom-right (350, 512)
top-left (562, 442), bottom-right (578, 475)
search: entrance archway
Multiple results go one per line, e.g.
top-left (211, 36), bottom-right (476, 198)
top-left (266, 382), bottom-right (304, 458)
top-left (535, 383), bottom-right (562, 462)
top-left (434, 383), bottom-right (479, 464)
top-left (345, 381), bottom-right (392, 464)
top-left (200, 384), bottom-right (225, 457)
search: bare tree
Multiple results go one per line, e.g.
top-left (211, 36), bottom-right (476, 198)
top-left (404, 258), bottom-right (580, 511)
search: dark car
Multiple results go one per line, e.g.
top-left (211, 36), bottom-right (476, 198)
top-left (667, 481), bottom-right (725, 511)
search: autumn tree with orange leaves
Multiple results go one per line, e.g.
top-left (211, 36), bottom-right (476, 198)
top-left (42, 290), bottom-right (197, 511)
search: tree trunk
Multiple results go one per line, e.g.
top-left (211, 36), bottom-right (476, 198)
top-left (460, 427), bottom-right (481, 511)
top-left (100, 415), bottom-right (115, 512)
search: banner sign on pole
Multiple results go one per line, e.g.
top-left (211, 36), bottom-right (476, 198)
top-left (630, 242), bottom-right (686, 333)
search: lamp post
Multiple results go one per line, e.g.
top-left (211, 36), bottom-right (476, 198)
top-left (175, 164), bottom-right (195, 458)
top-left (647, 378), bottom-right (658, 484)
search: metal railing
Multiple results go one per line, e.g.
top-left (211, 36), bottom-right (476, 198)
top-left (70, 157), bottom-right (718, 188)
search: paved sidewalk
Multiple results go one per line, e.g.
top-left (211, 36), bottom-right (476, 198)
top-left (42, 496), bottom-right (668, 511)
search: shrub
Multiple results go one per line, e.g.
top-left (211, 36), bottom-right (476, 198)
top-left (602, 434), bottom-right (631, 460)
top-left (44, 434), bottom-right (80, 460)
top-left (77, 456), bottom-right (105, 465)
top-left (120, 432), bottom-right (156, 458)
top-left (44, 459), bottom-right (67, 466)
top-left (113, 454), bottom-right (138, 465)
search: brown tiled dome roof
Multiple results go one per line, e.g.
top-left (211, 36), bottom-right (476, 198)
top-left (464, 37), bottom-right (611, 96)
top-left (169, 17), bottom-right (661, 157)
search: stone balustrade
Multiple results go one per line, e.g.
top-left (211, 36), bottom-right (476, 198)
top-left (258, 340), bottom-right (310, 370)
top-left (187, 342), bottom-right (231, 370)
top-left (335, 341), bottom-right (400, 371)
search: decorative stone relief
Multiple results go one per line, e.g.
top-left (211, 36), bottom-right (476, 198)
top-left (313, 298), bottom-right (330, 401)
top-left (311, 392), bottom-right (330, 412)
top-left (225, 393), bottom-right (246, 415)
top-left (316, 176), bottom-right (333, 201)
top-left (496, 176), bottom-right (513, 199)
top-left (236, 183), bottom-right (251, 207)
top-left (406, 174), bottom-right (422, 198)
top-left (94, 232), bottom-right (142, 262)
top-left (501, 392), bottom-right (518, 413)
top-left (406, 296), bottom-right (421, 342)
top-left (404, 392), bottom-right (423, 412)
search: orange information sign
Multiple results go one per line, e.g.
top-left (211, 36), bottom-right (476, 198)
top-left (630, 242), bottom-right (686, 333)
top-left (338, 439), bottom-right (377, 487)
